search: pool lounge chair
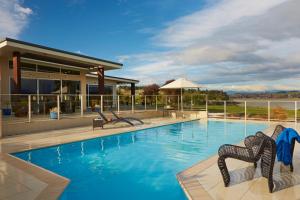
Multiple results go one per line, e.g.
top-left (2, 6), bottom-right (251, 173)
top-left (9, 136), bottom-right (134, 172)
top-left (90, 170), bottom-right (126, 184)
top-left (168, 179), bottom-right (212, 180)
top-left (109, 109), bottom-right (144, 125)
top-left (97, 111), bottom-right (135, 127)
top-left (218, 133), bottom-right (276, 192)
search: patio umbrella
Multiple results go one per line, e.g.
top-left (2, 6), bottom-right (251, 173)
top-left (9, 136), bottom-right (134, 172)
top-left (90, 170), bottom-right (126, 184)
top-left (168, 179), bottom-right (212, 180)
top-left (160, 78), bottom-right (202, 111)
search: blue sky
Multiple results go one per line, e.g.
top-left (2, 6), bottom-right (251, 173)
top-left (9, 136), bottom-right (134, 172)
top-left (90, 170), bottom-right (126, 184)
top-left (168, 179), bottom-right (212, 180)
top-left (1, 0), bottom-right (300, 91)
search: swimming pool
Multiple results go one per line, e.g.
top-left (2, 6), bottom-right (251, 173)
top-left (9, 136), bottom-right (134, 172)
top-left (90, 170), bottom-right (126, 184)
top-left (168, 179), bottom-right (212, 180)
top-left (14, 120), bottom-right (267, 200)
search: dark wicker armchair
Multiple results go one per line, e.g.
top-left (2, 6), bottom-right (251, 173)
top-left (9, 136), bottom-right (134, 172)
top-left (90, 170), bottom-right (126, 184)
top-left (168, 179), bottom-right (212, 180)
top-left (269, 125), bottom-right (295, 171)
top-left (218, 133), bottom-right (276, 192)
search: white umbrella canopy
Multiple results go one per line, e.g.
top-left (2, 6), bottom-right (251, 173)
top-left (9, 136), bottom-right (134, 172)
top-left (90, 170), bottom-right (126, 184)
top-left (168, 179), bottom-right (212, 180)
top-left (160, 78), bottom-right (201, 89)
top-left (160, 78), bottom-right (202, 111)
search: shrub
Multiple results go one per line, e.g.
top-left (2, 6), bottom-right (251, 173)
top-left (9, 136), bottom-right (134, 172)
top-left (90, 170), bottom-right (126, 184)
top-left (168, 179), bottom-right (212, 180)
top-left (271, 107), bottom-right (288, 120)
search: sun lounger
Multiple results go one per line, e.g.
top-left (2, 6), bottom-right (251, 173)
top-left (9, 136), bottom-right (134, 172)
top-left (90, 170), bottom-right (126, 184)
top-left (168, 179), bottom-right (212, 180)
top-left (109, 109), bottom-right (144, 125)
top-left (97, 111), bottom-right (134, 127)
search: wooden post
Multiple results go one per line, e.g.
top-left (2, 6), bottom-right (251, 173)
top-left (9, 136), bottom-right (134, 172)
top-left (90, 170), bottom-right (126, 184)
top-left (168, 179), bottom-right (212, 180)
top-left (97, 67), bottom-right (104, 95)
top-left (131, 95), bottom-right (134, 113)
top-left (12, 52), bottom-right (21, 93)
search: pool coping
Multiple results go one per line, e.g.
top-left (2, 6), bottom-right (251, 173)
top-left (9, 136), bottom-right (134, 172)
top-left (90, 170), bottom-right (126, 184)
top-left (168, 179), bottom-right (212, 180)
top-left (176, 121), bottom-right (289, 200)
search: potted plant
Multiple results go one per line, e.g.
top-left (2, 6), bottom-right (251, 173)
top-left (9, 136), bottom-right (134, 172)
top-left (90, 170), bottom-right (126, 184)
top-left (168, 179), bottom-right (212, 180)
top-left (50, 107), bottom-right (58, 119)
top-left (94, 104), bottom-right (101, 112)
top-left (2, 101), bottom-right (12, 116)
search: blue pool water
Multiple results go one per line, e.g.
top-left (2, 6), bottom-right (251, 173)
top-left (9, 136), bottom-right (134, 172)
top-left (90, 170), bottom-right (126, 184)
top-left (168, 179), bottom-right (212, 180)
top-left (13, 120), bottom-right (267, 200)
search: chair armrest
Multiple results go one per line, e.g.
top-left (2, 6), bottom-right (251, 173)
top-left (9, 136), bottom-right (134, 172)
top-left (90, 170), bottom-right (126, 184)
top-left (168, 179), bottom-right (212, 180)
top-left (244, 135), bottom-right (256, 149)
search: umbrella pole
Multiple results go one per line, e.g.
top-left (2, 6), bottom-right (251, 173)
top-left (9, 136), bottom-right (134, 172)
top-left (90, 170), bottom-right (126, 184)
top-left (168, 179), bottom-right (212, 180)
top-left (181, 88), bottom-right (183, 112)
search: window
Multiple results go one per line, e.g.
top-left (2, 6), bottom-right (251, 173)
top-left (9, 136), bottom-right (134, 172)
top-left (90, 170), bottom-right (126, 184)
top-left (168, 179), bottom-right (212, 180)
top-left (37, 65), bottom-right (60, 73)
top-left (39, 79), bottom-right (61, 94)
top-left (10, 78), bottom-right (37, 94)
top-left (61, 68), bottom-right (80, 75)
top-left (62, 80), bottom-right (80, 94)
top-left (21, 62), bottom-right (36, 71)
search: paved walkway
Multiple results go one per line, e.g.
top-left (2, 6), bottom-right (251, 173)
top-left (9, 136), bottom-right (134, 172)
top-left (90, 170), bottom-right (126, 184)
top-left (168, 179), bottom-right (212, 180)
top-left (177, 122), bottom-right (300, 200)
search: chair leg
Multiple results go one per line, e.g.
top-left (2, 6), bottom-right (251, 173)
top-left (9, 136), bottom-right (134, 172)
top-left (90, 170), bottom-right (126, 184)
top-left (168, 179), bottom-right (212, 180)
top-left (218, 157), bottom-right (230, 187)
top-left (254, 162), bottom-right (257, 168)
top-left (290, 163), bottom-right (294, 172)
top-left (268, 178), bottom-right (274, 193)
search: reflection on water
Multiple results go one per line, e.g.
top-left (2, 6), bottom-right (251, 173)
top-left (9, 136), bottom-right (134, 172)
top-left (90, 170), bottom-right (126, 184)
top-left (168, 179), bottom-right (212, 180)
top-left (14, 120), bottom-right (267, 200)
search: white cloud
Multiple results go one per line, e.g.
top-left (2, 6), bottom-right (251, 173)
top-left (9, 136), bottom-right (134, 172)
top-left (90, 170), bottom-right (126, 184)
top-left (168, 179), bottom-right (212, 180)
top-left (119, 0), bottom-right (300, 91)
top-left (0, 0), bottom-right (33, 38)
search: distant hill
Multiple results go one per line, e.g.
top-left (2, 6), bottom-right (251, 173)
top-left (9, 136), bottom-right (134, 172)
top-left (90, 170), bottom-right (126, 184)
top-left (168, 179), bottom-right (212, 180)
top-left (229, 90), bottom-right (300, 99)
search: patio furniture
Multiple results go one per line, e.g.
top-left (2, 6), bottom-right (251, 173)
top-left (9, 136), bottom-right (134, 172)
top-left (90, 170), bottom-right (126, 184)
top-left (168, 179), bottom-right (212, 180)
top-left (97, 111), bottom-right (134, 127)
top-left (218, 133), bottom-right (276, 192)
top-left (268, 125), bottom-right (295, 171)
top-left (109, 109), bottom-right (144, 125)
top-left (93, 118), bottom-right (104, 130)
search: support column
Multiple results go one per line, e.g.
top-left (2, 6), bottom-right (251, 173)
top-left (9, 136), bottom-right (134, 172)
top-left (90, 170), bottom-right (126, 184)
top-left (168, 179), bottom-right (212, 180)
top-left (80, 70), bottom-right (87, 111)
top-left (12, 52), bottom-right (21, 93)
top-left (131, 83), bottom-right (135, 108)
top-left (97, 67), bottom-right (104, 95)
top-left (131, 83), bottom-right (135, 96)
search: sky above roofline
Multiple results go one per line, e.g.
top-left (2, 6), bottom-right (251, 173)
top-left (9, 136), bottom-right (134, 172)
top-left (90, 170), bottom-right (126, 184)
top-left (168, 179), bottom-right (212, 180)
top-left (1, 0), bottom-right (299, 92)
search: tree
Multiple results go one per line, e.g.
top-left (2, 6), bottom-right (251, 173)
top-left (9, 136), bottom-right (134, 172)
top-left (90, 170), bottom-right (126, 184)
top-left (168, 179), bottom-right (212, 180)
top-left (143, 84), bottom-right (160, 95)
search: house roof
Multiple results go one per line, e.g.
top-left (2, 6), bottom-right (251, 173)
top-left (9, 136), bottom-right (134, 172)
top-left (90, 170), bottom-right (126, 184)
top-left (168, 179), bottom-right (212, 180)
top-left (0, 38), bottom-right (122, 70)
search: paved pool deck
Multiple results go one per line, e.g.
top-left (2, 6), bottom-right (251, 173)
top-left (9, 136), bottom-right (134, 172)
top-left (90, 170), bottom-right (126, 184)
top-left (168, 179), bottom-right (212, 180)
top-left (177, 121), bottom-right (300, 200)
top-left (0, 117), bottom-right (190, 200)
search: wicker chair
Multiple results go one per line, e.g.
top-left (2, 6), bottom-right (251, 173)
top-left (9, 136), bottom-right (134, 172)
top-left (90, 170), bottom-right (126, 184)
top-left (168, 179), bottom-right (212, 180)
top-left (218, 133), bottom-right (276, 192)
top-left (269, 125), bottom-right (295, 171)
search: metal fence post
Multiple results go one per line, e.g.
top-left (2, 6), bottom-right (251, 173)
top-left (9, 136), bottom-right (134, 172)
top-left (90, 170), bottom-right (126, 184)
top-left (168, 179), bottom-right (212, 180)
top-left (155, 96), bottom-right (158, 111)
top-left (100, 95), bottom-right (103, 113)
top-left (80, 95), bottom-right (83, 117)
top-left (57, 95), bottom-right (60, 120)
top-left (28, 95), bottom-right (31, 122)
top-left (268, 101), bottom-right (270, 122)
top-left (295, 101), bottom-right (297, 123)
top-left (244, 101), bottom-right (247, 121)
top-left (145, 95), bottom-right (147, 110)
top-left (181, 95), bottom-right (183, 111)
top-left (117, 95), bottom-right (120, 113)
top-left (131, 95), bottom-right (134, 113)
top-left (224, 101), bottom-right (226, 120)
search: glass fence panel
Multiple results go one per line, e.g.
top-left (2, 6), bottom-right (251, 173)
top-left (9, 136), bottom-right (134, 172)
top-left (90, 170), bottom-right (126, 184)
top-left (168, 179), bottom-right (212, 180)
top-left (156, 95), bottom-right (165, 110)
top-left (119, 95), bottom-right (132, 111)
top-left (191, 95), bottom-right (206, 111)
top-left (1, 94), bottom-right (29, 123)
top-left (225, 101), bottom-right (245, 119)
top-left (60, 95), bottom-right (81, 117)
top-left (145, 95), bottom-right (156, 110)
top-left (31, 94), bottom-right (57, 120)
top-left (164, 95), bottom-right (180, 110)
top-left (103, 95), bottom-right (117, 112)
top-left (207, 101), bottom-right (224, 118)
top-left (182, 95), bottom-right (192, 110)
top-left (270, 101), bottom-right (295, 122)
top-left (134, 95), bottom-right (144, 111)
top-left (86, 95), bottom-right (102, 113)
top-left (245, 101), bottom-right (268, 120)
